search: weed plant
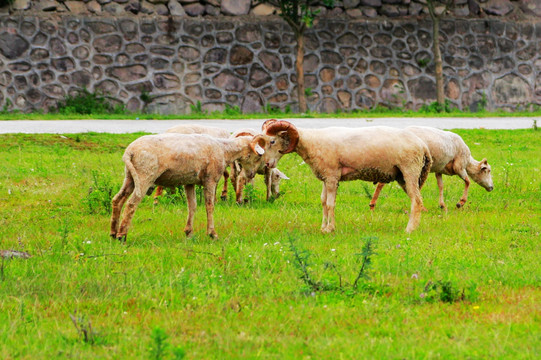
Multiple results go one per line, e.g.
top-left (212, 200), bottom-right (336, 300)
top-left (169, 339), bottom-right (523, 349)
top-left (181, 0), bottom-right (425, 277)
top-left (0, 129), bottom-right (539, 358)
top-left (53, 89), bottom-right (125, 115)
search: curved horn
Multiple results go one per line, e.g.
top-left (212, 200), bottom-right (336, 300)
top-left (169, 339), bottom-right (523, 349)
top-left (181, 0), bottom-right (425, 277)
top-left (235, 131), bottom-right (255, 138)
top-left (263, 120), bottom-right (299, 154)
top-left (261, 119), bottom-right (278, 132)
top-left (231, 128), bottom-right (257, 138)
top-left (249, 134), bottom-right (266, 155)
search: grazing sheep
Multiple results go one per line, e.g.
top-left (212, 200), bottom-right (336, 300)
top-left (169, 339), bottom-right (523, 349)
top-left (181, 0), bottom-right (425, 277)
top-left (230, 128), bottom-right (289, 203)
top-left (153, 124), bottom-right (231, 203)
top-left (369, 126), bottom-right (494, 211)
top-left (262, 120), bottom-right (432, 233)
top-left (110, 133), bottom-right (273, 241)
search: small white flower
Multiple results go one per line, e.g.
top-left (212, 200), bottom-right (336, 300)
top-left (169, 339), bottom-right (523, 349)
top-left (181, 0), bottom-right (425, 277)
top-left (411, 273), bottom-right (419, 280)
top-left (123, 311), bottom-right (128, 315)
top-left (263, 243), bottom-right (268, 246)
top-left (79, 253), bottom-right (84, 256)
top-left (86, 241), bottom-right (91, 244)
top-left (248, 254), bottom-right (252, 258)
top-left (30, 168), bottom-right (34, 172)
top-left (192, 297), bottom-right (197, 300)
top-left (420, 293), bottom-right (426, 298)
top-left (8, 189), bottom-right (11, 195)
top-left (311, 292), bottom-right (316, 297)
top-left (331, 248), bottom-right (336, 252)
top-left (274, 242), bottom-right (280, 245)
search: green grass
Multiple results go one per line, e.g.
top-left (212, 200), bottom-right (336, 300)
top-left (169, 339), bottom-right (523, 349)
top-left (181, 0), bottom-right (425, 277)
top-left (0, 129), bottom-right (539, 359)
top-left (1, 108), bottom-right (541, 120)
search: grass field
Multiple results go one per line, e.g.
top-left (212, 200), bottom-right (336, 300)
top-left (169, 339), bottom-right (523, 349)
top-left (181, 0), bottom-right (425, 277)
top-left (0, 128), bottom-right (539, 359)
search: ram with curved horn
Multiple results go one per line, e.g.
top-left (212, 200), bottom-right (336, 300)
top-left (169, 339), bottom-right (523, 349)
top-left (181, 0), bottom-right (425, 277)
top-left (110, 132), bottom-right (272, 241)
top-left (263, 120), bottom-right (432, 233)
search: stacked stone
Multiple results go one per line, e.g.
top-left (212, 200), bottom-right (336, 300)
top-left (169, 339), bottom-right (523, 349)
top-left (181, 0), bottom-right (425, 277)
top-left (4, 0), bottom-right (541, 18)
top-left (0, 15), bottom-right (539, 114)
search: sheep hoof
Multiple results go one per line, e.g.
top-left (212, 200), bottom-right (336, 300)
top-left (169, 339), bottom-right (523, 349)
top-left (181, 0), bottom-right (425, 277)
top-left (321, 226), bottom-right (334, 234)
top-left (184, 229), bottom-right (193, 237)
top-left (110, 232), bottom-right (117, 239)
top-left (208, 232), bottom-right (218, 240)
top-left (220, 195), bottom-right (227, 201)
top-left (116, 235), bottom-right (127, 243)
top-left (369, 204), bottom-right (376, 211)
top-left (456, 203), bottom-right (463, 209)
top-left (439, 204), bottom-right (447, 211)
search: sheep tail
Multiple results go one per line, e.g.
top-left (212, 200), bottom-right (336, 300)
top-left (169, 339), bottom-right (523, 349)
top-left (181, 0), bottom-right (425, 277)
top-left (122, 151), bottom-right (142, 197)
top-left (418, 150), bottom-right (432, 189)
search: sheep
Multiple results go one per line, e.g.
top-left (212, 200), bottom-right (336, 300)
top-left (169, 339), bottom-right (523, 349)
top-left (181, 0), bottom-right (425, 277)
top-left (262, 120), bottom-right (432, 233)
top-left (369, 126), bottom-right (493, 211)
top-left (229, 128), bottom-right (289, 203)
top-left (110, 132), bottom-right (274, 241)
top-left (153, 124), bottom-right (231, 203)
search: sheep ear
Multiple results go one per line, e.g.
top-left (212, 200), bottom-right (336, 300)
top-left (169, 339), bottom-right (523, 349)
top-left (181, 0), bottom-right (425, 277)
top-left (480, 158), bottom-right (488, 170)
top-left (254, 144), bottom-right (265, 155)
top-left (250, 135), bottom-right (266, 155)
top-left (278, 171), bottom-right (289, 180)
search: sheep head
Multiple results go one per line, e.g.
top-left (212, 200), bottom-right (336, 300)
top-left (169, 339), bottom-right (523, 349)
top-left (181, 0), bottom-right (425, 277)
top-left (262, 120), bottom-right (299, 166)
top-left (470, 158), bottom-right (494, 192)
top-left (234, 134), bottom-right (284, 178)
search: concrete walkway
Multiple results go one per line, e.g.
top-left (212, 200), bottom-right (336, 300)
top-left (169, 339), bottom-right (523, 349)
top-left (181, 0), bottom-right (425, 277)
top-left (0, 117), bottom-right (537, 134)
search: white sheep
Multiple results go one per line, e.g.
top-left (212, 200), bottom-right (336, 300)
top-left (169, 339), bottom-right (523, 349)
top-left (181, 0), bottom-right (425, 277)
top-left (262, 120), bottom-right (432, 233)
top-left (153, 124), bottom-right (232, 203)
top-left (369, 126), bottom-right (494, 211)
top-left (230, 128), bottom-right (289, 203)
top-left (110, 132), bottom-right (273, 241)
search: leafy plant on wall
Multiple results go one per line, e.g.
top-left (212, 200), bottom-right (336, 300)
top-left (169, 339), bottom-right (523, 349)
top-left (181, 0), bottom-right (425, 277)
top-left (257, 0), bottom-right (334, 113)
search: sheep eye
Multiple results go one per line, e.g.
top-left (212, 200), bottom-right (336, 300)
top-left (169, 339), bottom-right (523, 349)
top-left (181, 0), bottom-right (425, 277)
top-left (270, 140), bottom-right (276, 145)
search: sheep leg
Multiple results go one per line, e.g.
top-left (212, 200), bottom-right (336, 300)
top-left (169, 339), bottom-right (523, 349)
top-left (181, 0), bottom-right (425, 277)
top-left (204, 182), bottom-right (218, 239)
top-left (153, 186), bottom-right (164, 205)
top-left (435, 173), bottom-right (447, 211)
top-left (320, 183), bottom-right (328, 231)
top-left (456, 170), bottom-right (470, 208)
top-left (184, 184), bottom-right (196, 237)
top-left (220, 169), bottom-right (229, 201)
top-left (402, 174), bottom-right (424, 233)
top-left (235, 173), bottom-right (246, 204)
top-left (369, 182), bottom-right (385, 211)
top-left (110, 173), bottom-right (134, 238)
top-left (265, 167), bottom-right (272, 201)
top-left (322, 180), bottom-right (338, 233)
top-left (116, 180), bottom-right (152, 241)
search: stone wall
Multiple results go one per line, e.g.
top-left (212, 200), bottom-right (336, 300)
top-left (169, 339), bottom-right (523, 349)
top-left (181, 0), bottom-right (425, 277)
top-left (0, 14), bottom-right (540, 114)
top-left (5, 0), bottom-right (541, 19)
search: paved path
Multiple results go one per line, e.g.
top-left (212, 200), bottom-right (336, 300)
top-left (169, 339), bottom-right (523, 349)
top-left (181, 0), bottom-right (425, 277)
top-left (0, 117), bottom-right (537, 134)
